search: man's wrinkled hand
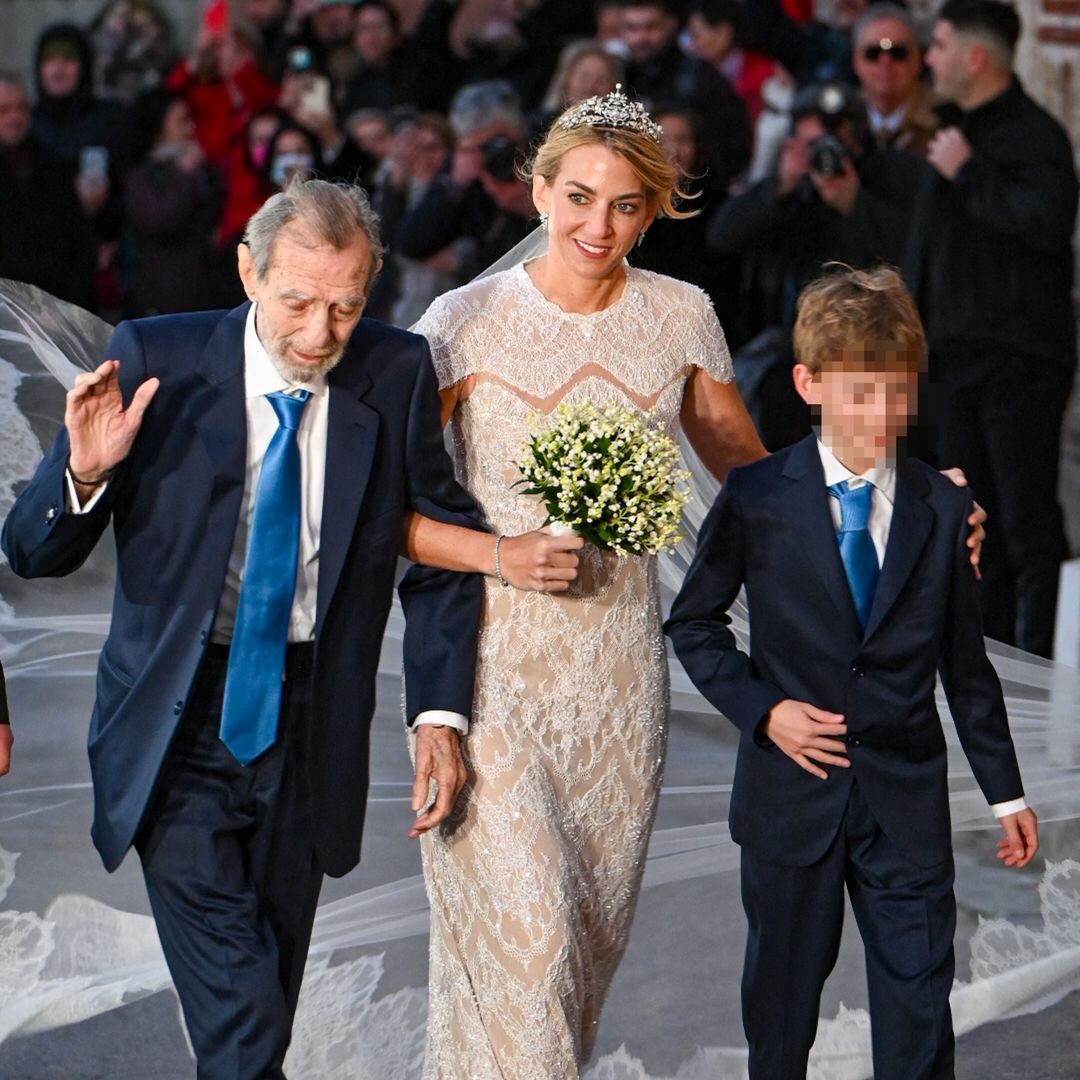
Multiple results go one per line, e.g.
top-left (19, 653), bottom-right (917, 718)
top-left (996, 807), bottom-right (1038, 868)
top-left (409, 724), bottom-right (467, 838)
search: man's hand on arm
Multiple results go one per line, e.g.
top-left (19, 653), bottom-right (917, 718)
top-left (409, 724), bottom-right (468, 838)
top-left (762, 699), bottom-right (848, 781)
top-left (927, 126), bottom-right (973, 181)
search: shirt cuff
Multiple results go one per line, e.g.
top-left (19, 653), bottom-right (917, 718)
top-left (413, 710), bottom-right (469, 735)
top-left (990, 797), bottom-right (1027, 818)
top-left (65, 469), bottom-right (109, 514)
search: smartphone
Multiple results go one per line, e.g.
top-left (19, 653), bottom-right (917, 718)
top-left (79, 145), bottom-right (109, 183)
top-left (299, 75), bottom-right (331, 117)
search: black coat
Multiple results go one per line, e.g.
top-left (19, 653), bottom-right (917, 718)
top-left (902, 80), bottom-right (1078, 372)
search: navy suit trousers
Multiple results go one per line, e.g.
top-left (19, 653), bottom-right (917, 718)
top-left (136, 646), bottom-right (322, 1080)
top-left (740, 780), bottom-right (956, 1080)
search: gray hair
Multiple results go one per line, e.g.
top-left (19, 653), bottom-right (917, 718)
top-left (448, 80), bottom-right (525, 139)
top-left (243, 177), bottom-right (385, 285)
top-left (852, 3), bottom-right (923, 46)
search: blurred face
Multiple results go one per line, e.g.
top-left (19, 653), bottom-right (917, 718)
top-left (0, 82), bottom-right (31, 147)
top-left (160, 99), bottom-right (195, 145)
top-left (596, 5), bottom-right (624, 44)
top-left (350, 115), bottom-right (393, 157)
top-left (827, 0), bottom-right (867, 30)
top-left (39, 53), bottom-right (81, 97)
top-left (563, 54), bottom-right (615, 105)
top-left (248, 112), bottom-right (280, 168)
top-left (621, 5), bottom-right (678, 64)
top-left (795, 354), bottom-right (918, 470)
top-left (239, 0), bottom-right (286, 25)
top-left (354, 6), bottom-right (397, 64)
top-left (686, 13), bottom-right (734, 65)
top-left (311, 3), bottom-right (355, 44)
top-left (412, 123), bottom-right (450, 174)
top-left (926, 19), bottom-right (973, 106)
top-left (853, 16), bottom-right (921, 114)
top-left (656, 111), bottom-right (695, 172)
top-left (238, 223), bottom-right (373, 383)
top-left (532, 142), bottom-right (656, 283)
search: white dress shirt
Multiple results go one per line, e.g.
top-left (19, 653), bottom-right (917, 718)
top-left (817, 439), bottom-right (1025, 820)
top-left (68, 303), bottom-right (467, 731)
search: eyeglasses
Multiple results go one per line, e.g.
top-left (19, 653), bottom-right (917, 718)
top-left (862, 38), bottom-right (912, 62)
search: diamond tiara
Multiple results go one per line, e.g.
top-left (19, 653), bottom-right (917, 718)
top-left (556, 84), bottom-right (664, 144)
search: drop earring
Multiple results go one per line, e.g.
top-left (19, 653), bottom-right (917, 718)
top-left (637, 230), bottom-right (646, 248)
top-left (539, 211), bottom-right (549, 229)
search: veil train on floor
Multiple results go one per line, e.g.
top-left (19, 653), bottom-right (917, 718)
top-left (1, 279), bottom-right (1079, 1079)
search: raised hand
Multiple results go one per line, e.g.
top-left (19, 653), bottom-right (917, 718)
top-left (996, 807), bottom-right (1039, 868)
top-left (497, 528), bottom-right (585, 592)
top-left (66, 360), bottom-right (159, 483)
top-left (763, 699), bottom-right (849, 780)
top-left (409, 724), bottom-right (468, 838)
top-left (939, 467), bottom-right (986, 574)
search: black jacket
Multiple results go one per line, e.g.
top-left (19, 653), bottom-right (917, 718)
top-left (902, 80), bottom-right (1078, 371)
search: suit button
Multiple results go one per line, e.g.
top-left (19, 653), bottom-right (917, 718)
top-left (200, 630), bottom-right (208, 644)
top-left (851, 665), bottom-right (865, 678)
top-left (850, 737), bottom-right (861, 746)
top-left (46, 506), bottom-right (58, 522)
top-left (173, 701), bottom-right (184, 715)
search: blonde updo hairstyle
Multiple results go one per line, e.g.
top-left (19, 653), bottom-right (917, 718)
top-left (522, 115), bottom-right (697, 220)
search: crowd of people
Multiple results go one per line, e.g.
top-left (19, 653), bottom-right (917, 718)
top-left (0, 0), bottom-right (1075, 643)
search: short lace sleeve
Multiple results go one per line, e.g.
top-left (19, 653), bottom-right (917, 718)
top-left (684, 286), bottom-right (734, 384)
top-left (411, 290), bottom-right (476, 391)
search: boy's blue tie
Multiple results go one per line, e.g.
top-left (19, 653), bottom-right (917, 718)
top-left (828, 480), bottom-right (879, 631)
top-left (220, 389), bottom-right (310, 764)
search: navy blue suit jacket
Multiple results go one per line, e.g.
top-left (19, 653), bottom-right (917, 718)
top-left (665, 435), bottom-right (1023, 868)
top-left (2, 304), bottom-right (484, 876)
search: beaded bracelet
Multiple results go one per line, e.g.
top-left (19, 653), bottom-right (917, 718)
top-left (493, 535), bottom-right (509, 587)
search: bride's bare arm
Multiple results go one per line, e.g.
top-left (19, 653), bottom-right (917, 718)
top-left (405, 377), bottom-right (584, 592)
top-left (680, 368), bottom-right (768, 482)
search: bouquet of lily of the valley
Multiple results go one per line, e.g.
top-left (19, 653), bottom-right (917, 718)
top-left (516, 401), bottom-right (690, 556)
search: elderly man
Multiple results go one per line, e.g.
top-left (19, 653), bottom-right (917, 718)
top-left (852, 3), bottom-right (937, 155)
top-left (2, 179), bottom-right (486, 1078)
top-left (906, 0), bottom-right (1077, 658)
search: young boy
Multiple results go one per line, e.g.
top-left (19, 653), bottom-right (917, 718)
top-left (665, 267), bottom-right (1038, 1080)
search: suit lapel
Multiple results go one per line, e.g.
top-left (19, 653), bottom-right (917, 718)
top-left (192, 305), bottom-right (247, 507)
top-left (863, 462), bottom-right (933, 640)
top-left (779, 437), bottom-right (864, 642)
top-left (316, 355), bottom-right (379, 635)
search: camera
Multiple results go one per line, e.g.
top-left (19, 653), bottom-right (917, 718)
top-left (480, 135), bottom-right (519, 183)
top-left (809, 133), bottom-right (848, 177)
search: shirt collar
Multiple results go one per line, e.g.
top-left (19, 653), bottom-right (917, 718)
top-left (868, 102), bottom-right (907, 133)
top-left (243, 303), bottom-right (329, 400)
top-left (817, 438), bottom-right (896, 504)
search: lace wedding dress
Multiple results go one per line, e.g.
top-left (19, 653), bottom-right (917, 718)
top-left (411, 263), bottom-right (733, 1079)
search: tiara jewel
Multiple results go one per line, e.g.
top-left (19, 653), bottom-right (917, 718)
top-left (557, 84), bottom-right (664, 144)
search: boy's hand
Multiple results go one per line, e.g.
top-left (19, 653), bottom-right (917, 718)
top-left (996, 808), bottom-right (1038, 868)
top-left (763, 700), bottom-right (848, 780)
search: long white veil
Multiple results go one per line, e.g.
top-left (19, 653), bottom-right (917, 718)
top-left (1, 277), bottom-right (1079, 1079)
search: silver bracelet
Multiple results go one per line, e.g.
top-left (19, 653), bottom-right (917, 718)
top-left (493, 534), bottom-right (509, 587)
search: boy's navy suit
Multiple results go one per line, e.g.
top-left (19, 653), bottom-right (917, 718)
top-left (666, 433), bottom-right (1023, 1079)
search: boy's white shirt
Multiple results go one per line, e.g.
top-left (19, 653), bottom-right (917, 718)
top-left (817, 438), bottom-right (1026, 820)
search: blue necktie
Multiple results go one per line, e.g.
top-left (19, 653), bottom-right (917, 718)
top-left (828, 480), bottom-right (879, 631)
top-left (220, 389), bottom-right (310, 764)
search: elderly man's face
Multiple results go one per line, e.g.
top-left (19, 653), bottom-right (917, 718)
top-left (238, 223), bottom-right (375, 384)
top-left (853, 15), bottom-right (922, 113)
top-left (0, 82), bottom-right (31, 147)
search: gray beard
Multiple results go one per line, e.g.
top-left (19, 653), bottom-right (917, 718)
top-left (267, 343), bottom-right (343, 385)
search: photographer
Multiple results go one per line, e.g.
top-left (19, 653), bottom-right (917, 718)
top-left (706, 80), bottom-right (922, 449)
top-left (709, 80), bottom-right (921, 330)
top-left (395, 81), bottom-right (533, 287)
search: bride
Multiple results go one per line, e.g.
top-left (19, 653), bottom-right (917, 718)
top-left (402, 89), bottom-right (767, 1078)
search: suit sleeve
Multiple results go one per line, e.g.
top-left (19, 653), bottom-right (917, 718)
top-left (664, 472), bottom-right (786, 736)
top-left (1, 321), bottom-right (147, 579)
top-left (938, 494), bottom-right (1024, 805)
top-left (397, 341), bottom-right (486, 724)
